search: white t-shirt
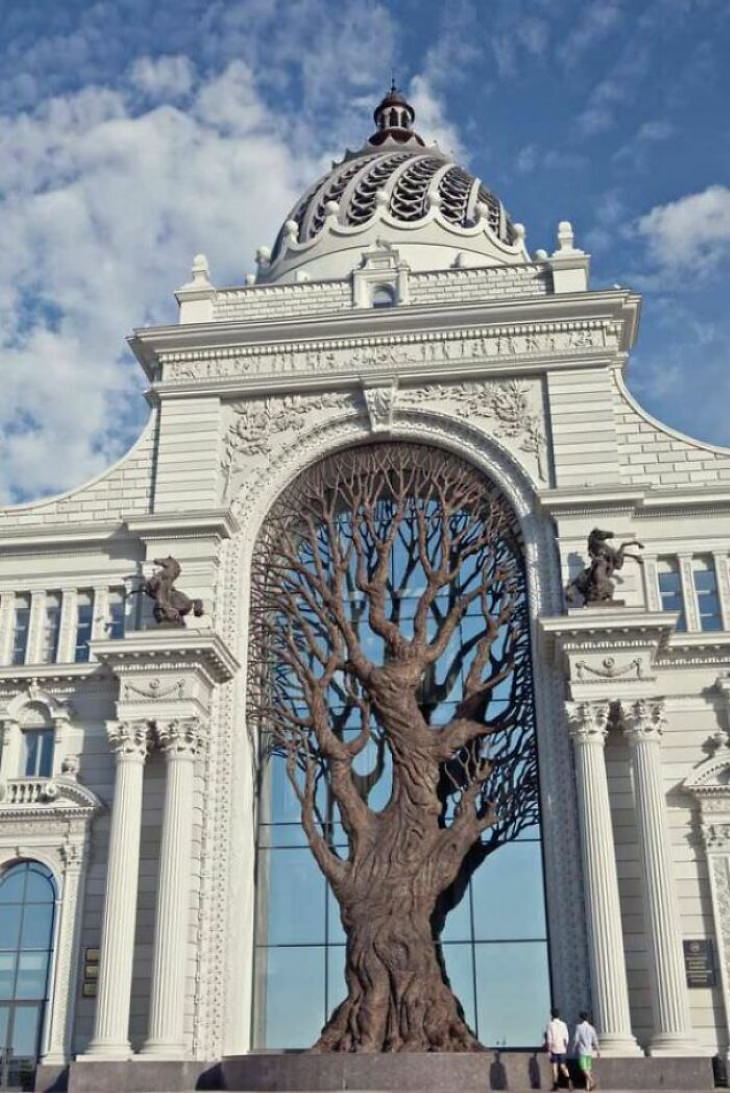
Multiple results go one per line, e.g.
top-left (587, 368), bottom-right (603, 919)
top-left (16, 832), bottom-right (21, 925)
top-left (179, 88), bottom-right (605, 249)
top-left (545, 1017), bottom-right (569, 1053)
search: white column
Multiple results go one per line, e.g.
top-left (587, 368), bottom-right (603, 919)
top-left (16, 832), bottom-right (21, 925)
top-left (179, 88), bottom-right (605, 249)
top-left (712, 552), bottom-right (730, 631)
top-left (623, 699), bottom-right (697, 1055)
top-left (567, 702), bottom-right (641, 1055)
top-left (27, 589), bottom-right (46, 664)
top-left (0, 718), bottom-right (22, 778)
top-left (82, 721), bottom-right (149, 1059)
top-left (139, 719), bottom-right (205, 1057)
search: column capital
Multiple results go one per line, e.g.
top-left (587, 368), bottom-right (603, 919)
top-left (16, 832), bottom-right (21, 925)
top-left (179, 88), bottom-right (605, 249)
top-left (106, 720), bottom-right (151, 760)
top-left (622, 698), bottom-right (666, 744)
top-left (567, 700), bottom-right (610, 744)
top-left (156, 717), bottom-right (206, 759)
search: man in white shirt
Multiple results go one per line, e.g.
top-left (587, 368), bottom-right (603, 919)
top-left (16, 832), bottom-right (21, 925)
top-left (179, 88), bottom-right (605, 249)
top-left (544, 1007), bottom-right (572, 1091)
top-left (572, 1011), bottom-right (600, 1091)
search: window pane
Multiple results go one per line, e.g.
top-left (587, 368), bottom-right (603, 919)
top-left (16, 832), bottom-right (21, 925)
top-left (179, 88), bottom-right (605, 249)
top-left (471, 842), bottom-right (547, 941)
top-left (108, 591), bottom-right (125, 640)
top-left (258, 848), bottom-right (325, 944)
top-left (254, 945), bottom-right (325, 1049)
top-left (74, 600), bottom-right (93, 663)
top-left (9, 1003), bottom-right (42, 1056)
top-left (15, 953), bottom-right (49, 1000)
top-left (0, 870), bottom-right (25, 903)
top-left (0, 1003), bottom-right (8, 1050)
top-left (0, 953), bottom-right (16, 998)
top-left (22, 733), bottom-right (39, 777)
top-left (12, 597), bottom-right (30, 666)
top-left (443, 942), bottom-right (477, 1033)
top-left (441, 888), bottom-right (472, 942)
top-left (20, 904), bottom-right (54, 950)
top-left (23, 867), bottom-right (54, 904)
top-left (474, 941), bottom-right (550, 1048)
top-left (0, 906), bottom-right (22, 951)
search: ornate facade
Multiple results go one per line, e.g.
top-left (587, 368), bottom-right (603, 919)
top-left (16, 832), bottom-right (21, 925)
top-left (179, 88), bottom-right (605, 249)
top-left (1, 88), bottom-right (730, 1089)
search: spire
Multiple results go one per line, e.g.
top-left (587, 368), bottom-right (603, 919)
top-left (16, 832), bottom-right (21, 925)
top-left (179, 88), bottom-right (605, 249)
top-left (366, 81), bottom-right (424, 148)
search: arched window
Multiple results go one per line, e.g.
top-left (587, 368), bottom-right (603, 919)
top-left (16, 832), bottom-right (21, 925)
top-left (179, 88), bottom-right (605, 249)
top-left (249, 443), bottom-right (549, 1050)
top-left (0, 861), bottom-right (56, 1089)
top-left (371, 284), bottom-right (396, 309)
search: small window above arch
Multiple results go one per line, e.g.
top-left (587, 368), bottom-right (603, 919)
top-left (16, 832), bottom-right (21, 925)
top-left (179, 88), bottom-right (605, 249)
top-left (372, 284), bottom-right (396, 309)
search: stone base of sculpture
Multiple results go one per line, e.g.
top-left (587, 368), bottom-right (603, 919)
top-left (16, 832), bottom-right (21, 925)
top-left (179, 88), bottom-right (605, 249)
top-left (51, 1052), bottom-right (715, 1092)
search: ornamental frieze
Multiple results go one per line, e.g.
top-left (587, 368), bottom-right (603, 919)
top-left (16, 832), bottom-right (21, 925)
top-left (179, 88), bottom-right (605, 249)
top-left (163, 320), bottom-right (618, 383)
top-left (222, 377), bottom-right (547, 504)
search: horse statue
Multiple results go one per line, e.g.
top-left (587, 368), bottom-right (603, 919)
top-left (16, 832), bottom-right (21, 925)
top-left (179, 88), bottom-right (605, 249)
top-left (567, 528), bottom-right (644, 605)
top-left (143, 557), bottom-right (204, 626)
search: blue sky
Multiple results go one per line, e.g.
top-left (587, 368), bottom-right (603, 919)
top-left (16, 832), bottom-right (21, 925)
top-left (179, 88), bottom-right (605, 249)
top-left (1, 0), bottom-right (729, 503)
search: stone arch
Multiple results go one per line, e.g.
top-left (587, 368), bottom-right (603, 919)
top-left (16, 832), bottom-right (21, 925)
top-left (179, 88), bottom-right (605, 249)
top-left (218, 410), bottom-right (587, 1048)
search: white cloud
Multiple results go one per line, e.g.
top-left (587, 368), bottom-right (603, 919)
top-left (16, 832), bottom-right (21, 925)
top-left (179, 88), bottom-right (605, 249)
top-left (637, 185), bottom-right (730, 272)
top-left (558, 0), bottom-right (623, 65)
top-left (129, 55), bottom-right (195, 100)
top-left (0, 62), bottom-right (319, 503)
top-left (407, 75), bottom-right (466, 162)
top-left (516, 144), bottom-right (538, 175)
top-left (637, 119), bottom-right (674, 141)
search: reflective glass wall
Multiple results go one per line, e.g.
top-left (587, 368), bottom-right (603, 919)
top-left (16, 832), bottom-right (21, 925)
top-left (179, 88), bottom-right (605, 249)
top-left (0, 862), bottom-right (56, 1089)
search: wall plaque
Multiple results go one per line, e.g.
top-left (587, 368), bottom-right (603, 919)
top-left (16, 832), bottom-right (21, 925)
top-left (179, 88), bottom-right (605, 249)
top-left (683, 939), bottom-right (716, 988)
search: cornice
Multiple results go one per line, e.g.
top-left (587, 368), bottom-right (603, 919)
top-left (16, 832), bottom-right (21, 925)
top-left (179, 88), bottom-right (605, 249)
top-left (0, 663), bottom-right (111, 687)
top-left (90, 628), bottom-right (240, 683)
top-left (129, 288), bottom-right (640, 372)
top-left (539, 609), bottom-right (676, 657)
top-left (126, 508), bottom-right (240, 540)
top-left (0, 520), bottom-right (135, 553)
top-left (538, 484), bottom-right (730, 520)
top-left (538, 487), bottom-right (645, 516)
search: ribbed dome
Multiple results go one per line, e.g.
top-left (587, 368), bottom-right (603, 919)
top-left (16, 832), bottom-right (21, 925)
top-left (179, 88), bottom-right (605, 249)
top-left (272, 148), bottom-right (515, 261)
top-left (257, 85), bottom-right (527, 284)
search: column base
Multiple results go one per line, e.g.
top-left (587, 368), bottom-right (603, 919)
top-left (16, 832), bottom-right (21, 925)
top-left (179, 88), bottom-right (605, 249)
top-left (135, 1040), bottom-right (188, 1059)
top-left (598, 1031), bottom-right (644, 1057)
top-left (648, 1032), bottom-right (700, 1056)
top-left (76, 1041), bottom-right (132, 1061)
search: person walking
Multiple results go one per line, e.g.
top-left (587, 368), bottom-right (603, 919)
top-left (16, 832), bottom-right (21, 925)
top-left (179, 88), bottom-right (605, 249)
top-left (572, 1011), bottom-right (600, 1091)
top-left (545, 1007), bottom-right (572, 1091)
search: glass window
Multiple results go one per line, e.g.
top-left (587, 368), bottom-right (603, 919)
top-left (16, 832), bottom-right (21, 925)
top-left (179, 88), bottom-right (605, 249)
top-left (11, 595), bottom-right (31, 666)
top-left (254, 945), bottom-right (326, 1049)
top-left (657, 558), bottom-right (686, 631)
top-left (39, 592), bottom-right (61, 664)
top-left (22, 731), bottom-right (54, 778)
top-left (474, 941), bottom-right (550, 1048)
top-left (74, 591), bottom-right (94, 663)
top-left (0, 862), bottom-right (55, 1076)
top-left (693, 557), bottom-right (723, 632)
top-left (107, 589), bottom-right (125, 640)
top-left (372, 284), bottom-right (395, 308)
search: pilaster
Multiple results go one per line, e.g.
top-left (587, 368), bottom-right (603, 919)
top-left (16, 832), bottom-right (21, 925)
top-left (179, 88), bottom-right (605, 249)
top-left (678, 555), bottom-right (700, 633)
top-left (57, 587), bottom-right (78, 663)
top-left (623, 699), bottom-right (696, 1055)
top-left (0, 592), bottom-right (13, 665)
top-left (27, 589), bottom-right (46, 665)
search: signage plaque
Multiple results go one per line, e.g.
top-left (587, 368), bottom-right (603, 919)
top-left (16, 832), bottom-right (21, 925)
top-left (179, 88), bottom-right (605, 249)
top-left (683, 939), bottom-right (716, 988)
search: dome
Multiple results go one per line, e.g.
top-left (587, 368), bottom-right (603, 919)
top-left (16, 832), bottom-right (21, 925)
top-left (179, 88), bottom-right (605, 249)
top-left (257, 86), bottom-right (527, 284)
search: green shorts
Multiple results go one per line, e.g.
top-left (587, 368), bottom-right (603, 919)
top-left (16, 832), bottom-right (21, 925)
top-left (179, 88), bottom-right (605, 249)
top-left (578, 1055), bottom-right (593, 1072)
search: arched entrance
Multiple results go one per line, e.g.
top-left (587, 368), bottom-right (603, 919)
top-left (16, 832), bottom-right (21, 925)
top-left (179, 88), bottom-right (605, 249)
top-left (0, 861), bottom-right (56, 1091)
top-left (248, 441), bottom-right (550, 1050)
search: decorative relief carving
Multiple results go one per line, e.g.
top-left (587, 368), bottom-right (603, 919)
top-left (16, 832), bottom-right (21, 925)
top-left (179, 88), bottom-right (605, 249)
top-left (123, 677), bottom-right (185, 701)
top-left (575, 656), bottom-right (644, 682)
top-left (363, 383), bottom-right (397, 432)
top-left (400, 379), bottom-right (546, 480)
top-left (622, 698), bottom-right (666, 743)
top-left (163, 320), bottom-right (617, 383)
top-left (106, 720), bottom-right (151, 759)
top-left (222, 391), bottom-right (358, 499)
top-left (566, 700), bottom-right (610, 743)
top-left (156, 718), bottom-right (206, 757)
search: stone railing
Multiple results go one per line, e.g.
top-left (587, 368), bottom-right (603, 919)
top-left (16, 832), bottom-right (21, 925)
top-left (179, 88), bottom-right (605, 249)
top-left (0, 777), bottom-right (60, 805)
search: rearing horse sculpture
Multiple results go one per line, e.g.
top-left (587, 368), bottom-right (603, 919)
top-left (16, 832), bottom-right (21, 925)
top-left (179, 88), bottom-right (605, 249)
top-left (143, 556), bottom-right (204, 626)
top-left (567, 528), bottom-right (644, 605)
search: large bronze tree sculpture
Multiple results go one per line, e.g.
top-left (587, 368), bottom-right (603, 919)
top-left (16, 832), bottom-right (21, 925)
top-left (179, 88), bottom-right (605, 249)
top-left (248, 443), bottom-right (538, 1052)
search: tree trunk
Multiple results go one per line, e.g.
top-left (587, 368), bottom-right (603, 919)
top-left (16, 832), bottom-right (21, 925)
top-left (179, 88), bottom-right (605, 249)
top-left (312, 881), bottom-right (482, 1053)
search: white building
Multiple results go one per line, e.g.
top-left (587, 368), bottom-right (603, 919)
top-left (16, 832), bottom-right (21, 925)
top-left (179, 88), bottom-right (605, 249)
top-left (2, 87), bottom-right (730, 1091)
